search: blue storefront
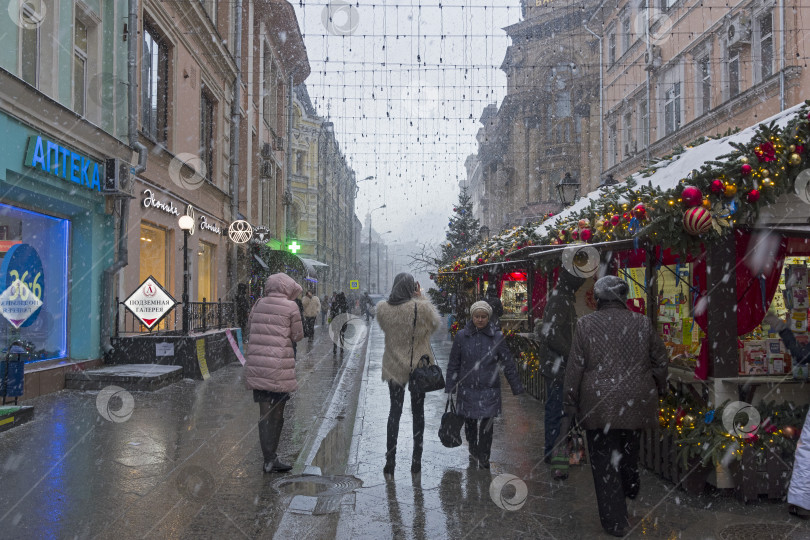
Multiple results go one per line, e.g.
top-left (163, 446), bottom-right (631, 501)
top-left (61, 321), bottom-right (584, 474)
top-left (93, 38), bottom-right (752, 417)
top-left (0, 109), bottom-right (117, 369)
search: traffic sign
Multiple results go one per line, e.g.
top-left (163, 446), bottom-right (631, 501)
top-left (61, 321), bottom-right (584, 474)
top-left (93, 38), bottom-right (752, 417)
top-left (123, 276), bottom-right (177, 330)
top-left (349, 280), bottom-right (359, 290)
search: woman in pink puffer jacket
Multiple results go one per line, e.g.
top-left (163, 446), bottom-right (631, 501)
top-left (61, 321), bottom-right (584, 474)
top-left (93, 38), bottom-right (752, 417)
top-left (245, 273), bottom-right (304, 473)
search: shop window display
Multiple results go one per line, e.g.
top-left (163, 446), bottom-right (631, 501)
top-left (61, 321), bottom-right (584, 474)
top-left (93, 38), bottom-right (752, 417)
top-left (0, 203), bottom-right (69, 362)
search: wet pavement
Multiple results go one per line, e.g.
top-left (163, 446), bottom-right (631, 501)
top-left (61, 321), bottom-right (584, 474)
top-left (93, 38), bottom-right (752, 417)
top-left (2, 318), bottom-right (810, 539)
top-left (0, 324), bottom-right (352, 539)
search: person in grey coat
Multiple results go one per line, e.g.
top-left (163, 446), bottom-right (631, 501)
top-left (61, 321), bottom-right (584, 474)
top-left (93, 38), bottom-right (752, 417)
top-left (446, 301), bottom-right (525, 469)
top-left (537, 270), bottom-right (586, 463)
top-left (561, 275), bottom-right (668, 537)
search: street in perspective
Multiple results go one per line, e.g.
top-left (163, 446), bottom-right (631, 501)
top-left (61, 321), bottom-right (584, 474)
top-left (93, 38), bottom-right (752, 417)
top-left (4, 0), bottom-right (810, 538)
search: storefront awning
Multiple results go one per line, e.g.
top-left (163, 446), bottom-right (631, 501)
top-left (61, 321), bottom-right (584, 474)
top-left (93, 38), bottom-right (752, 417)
top-left (300, 258), bottom-right (329, 268)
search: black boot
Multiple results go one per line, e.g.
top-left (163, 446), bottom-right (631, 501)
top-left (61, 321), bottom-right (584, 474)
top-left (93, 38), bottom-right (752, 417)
top-left (259, 405), bottom-right (290, 473)
top-left (384, 452), bottom-right (396, 475)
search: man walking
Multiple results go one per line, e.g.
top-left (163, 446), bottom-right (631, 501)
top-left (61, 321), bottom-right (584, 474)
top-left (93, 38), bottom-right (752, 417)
top-left (537, 271), bottom-right (585, 463)
top-left (301, 290), bottom-right (320, 342)
top-left (561, 276), bottom-right (668, 537)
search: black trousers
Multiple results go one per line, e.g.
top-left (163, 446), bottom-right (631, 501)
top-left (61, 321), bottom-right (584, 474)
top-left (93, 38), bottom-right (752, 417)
top-left (258, 400), bottom-right (287, 464)
top-left (386, 381), bottom-right (425, 464)
top-left (304, 317), bottom-right (316, 338)
top-left (464, 417), bottom-right (494, 462)
top-left (585, 429), bottom-right (641, 536)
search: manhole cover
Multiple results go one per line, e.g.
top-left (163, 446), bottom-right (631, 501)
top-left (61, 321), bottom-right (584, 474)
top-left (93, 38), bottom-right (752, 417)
top-left (272, 475), bottom-right (362, 498)
top-left (719, 523), bottom-right (806, 540)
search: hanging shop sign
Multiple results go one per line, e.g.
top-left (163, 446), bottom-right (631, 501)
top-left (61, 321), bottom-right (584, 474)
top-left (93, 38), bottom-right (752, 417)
top-left (142, 189), bottom-right (180, 216)
top-left (199, 215), bottom-right (221, 235)
top-left (228, 220), bottom-right (253, 243)
top-left (252, 226), bottom-right (270, 244)
top-left (123, 276), bottom-right (177, 330)
top-left (0, 244), bottom-right (44, 328)
top-left (23, 135), bottom-right (103, 192)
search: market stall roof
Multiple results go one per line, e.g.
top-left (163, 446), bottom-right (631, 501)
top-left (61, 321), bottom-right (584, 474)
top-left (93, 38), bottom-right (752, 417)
top-left (533, 102), bottom-right (805, 240)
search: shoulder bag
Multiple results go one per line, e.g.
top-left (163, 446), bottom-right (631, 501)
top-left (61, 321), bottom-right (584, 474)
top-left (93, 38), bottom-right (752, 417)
top-left (408, 303), bottom-right (446, 393)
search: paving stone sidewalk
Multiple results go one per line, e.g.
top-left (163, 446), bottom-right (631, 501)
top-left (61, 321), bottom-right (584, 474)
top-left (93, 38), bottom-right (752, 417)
top-left (336, 320), bottom-right (810, 539)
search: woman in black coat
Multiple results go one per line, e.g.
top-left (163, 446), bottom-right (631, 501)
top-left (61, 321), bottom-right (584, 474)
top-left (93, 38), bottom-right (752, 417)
top-left (329, 292), bottom-right (349, 354)
top-left (446, 301), bottom-right (525, 469)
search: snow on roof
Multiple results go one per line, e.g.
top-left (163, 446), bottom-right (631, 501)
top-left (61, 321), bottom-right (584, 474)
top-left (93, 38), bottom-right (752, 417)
top-left (533, 102), bottom-right (805, 239)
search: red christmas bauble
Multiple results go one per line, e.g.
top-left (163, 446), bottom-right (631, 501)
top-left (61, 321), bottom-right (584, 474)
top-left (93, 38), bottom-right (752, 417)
top-left (710, 179), bottom-right (725, 194)
top-left (571, 230), bottom-right (580, 240)
top-left (633, 203), bottom-right (647, 219)
top-left (683, 207), bottom-right (712, 235)
top-left (580, 228), bottom-right (592, 242)
top-left (741, 164), bottom-right (753, 175)
top-left (623, 212), bottom-right (633, 222)
top-left (784, 425), bottom-right (798, 439)
top-left (682, 186), bottom-right (703, 207)
top-left (499, 249), bottom-right (505, 255)
top-left (610, 215), bottom-right (621, 226)
top-left (746, 189), bottom-right (761, 203)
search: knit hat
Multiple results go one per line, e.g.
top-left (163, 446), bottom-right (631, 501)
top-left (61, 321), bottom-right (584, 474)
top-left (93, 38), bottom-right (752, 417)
top-left (593, 275), bottom-right (629, 303)
top-left (470, 301), bottom-right (493, 317)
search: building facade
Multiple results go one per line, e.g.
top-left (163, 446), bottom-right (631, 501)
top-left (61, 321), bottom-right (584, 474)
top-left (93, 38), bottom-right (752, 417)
top-left (593, 0), bottom-right (808, 181)
top-left (0, 0), bottom-right (132, 395)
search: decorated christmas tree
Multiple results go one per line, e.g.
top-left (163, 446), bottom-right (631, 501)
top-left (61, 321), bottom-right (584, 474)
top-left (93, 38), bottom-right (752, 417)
top-left (429, 186), bottom-right (481, 315)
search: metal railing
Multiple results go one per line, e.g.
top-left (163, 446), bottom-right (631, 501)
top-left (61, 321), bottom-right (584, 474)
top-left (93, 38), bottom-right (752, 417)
top-left (115, 298), bottom-right (235, 336)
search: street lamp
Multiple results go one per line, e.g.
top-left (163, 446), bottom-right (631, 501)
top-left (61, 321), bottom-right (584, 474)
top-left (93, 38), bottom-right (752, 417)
top-left (368, 204), bottom-right (386, 293)
top-left (556, 172), bottom-right (581, 206)
top-left (377, 231), bottom-right (392, 294)
top-left (599, 173), bottom-right (618, 188)
top-left (356, 175), bottom-right (374, 196)
top-left (479, 225), bottom-right (490, 241)
top-left (178, 214), bottom-right (195, 334)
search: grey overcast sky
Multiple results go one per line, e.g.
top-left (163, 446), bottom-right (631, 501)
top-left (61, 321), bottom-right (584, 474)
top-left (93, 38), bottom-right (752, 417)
top-left (292, 1), bottom-right (523, 244)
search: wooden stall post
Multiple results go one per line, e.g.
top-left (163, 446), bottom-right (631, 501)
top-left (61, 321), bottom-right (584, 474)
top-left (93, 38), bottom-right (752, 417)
top-left (527, 265), bottom-right (535, 333)
top-left (706, 237), bottom-right (738, 378)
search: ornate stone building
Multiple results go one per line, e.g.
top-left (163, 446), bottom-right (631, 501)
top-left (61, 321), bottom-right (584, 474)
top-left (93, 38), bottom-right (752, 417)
top-left (470, 0), bottom-right (602, 232)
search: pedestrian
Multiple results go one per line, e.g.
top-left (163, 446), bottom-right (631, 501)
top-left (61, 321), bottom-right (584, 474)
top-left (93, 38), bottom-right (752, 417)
top-left (302, 290), bottom-right (320, 342)
top-left (244, 273), bottom-right (305, 474)
top-left (483, 284), bottom-right (504, 328)
top-left (376, 273), bottom-right (441, 475)
top-left (329, 292), bottom-right (349, 354)
top-left (763, 312), bottom-right (810, 519)
top-left (537, 270), bottom-right (586, 463)
top-left (321, 294), bottom-right (330, 328)
top-left (362, 291), bottom-right (373, 322)
top-left (560, 275), bottom-right (668, 537)
top-left (235, 283), bottom-right (251, 335)
top-left (446, 301), bottom-right (524, 469)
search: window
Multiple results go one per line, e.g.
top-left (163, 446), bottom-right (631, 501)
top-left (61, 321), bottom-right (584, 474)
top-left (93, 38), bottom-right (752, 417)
top-left (296, 151), bottom-right (305, 174)
top-left (698, 57), bottom-right (711, 115)
top-left (139, 222), bottom-right (168, 287)
top-left (142, 24), bottom-right (169, 143)
top-left (638, 100), bottom-right (649, 149)
top-left (260, 160), bottom-right (276, 227)
top-left (19, 4), bottom-right (40, 86)
top-left (760, 12), bottom-right (773, 80)
top-left (262, 43), bottom-right (277, 128)
top-left (664, 82), bottom-right (681, 135)
top-left (608, 123), bottom-right (617, 167)
top-left (200, 89), bottom-right (215, 183)
top-left (73, 19), bottom-right (87, 116)
top-left (622, 16), bottom-right (631, 54)
top-left (608, 30), bottom-right (616, 65)
top-left (728, 52), bottom-right (740, 99)
top-left (197, 241), bottom-right (215, 302)
top-left (623, 111), bottom-right (633, 158)
top-left (0, 202), bottom-right (70, 362)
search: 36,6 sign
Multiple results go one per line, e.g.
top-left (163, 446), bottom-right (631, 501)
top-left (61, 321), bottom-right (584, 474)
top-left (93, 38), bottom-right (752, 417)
top-left (0, 244), bottom-right (44, 327)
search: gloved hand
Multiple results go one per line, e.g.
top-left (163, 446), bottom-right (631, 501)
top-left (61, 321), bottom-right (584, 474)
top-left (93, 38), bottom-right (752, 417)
top-left (763, 312), bottom-right (787, 333)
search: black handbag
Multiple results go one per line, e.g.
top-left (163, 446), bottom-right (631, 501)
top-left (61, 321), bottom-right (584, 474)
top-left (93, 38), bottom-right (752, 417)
top-left (407, 304), bottom-right (445, 393)
top-left (439, 394), bottom-right (464, 448)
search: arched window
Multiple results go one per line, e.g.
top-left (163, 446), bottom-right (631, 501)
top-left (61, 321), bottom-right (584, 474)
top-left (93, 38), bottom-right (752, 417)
top-left (286, 203), bottom-right (301, 238)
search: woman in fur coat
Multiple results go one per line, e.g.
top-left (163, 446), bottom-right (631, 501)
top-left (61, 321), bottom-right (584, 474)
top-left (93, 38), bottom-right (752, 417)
top-left (376, 272), bottom-right (441, 475)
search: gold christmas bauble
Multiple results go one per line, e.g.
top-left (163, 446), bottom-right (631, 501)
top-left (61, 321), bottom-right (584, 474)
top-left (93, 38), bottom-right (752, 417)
top-left (702, 197), bottom-right (711, 209)
top-left (763, 177), bottom-right (773, 186)
top-left (724, 183), bottom-right (737, 197)
top-left (761, 169), bottom-right (770, 177)
top-left (790, 153), bottom-right (803, 166)
top-left (790, 145), bottom-right (796, 153)
top-left (740, 156), bottom-right (749, 164)
top-left (683, 414), bottom-right (696, 426)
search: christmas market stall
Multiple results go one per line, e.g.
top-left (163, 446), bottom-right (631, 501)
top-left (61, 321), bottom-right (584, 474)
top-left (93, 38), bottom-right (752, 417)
top-left (438, 100), bottom-right (810, 499)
